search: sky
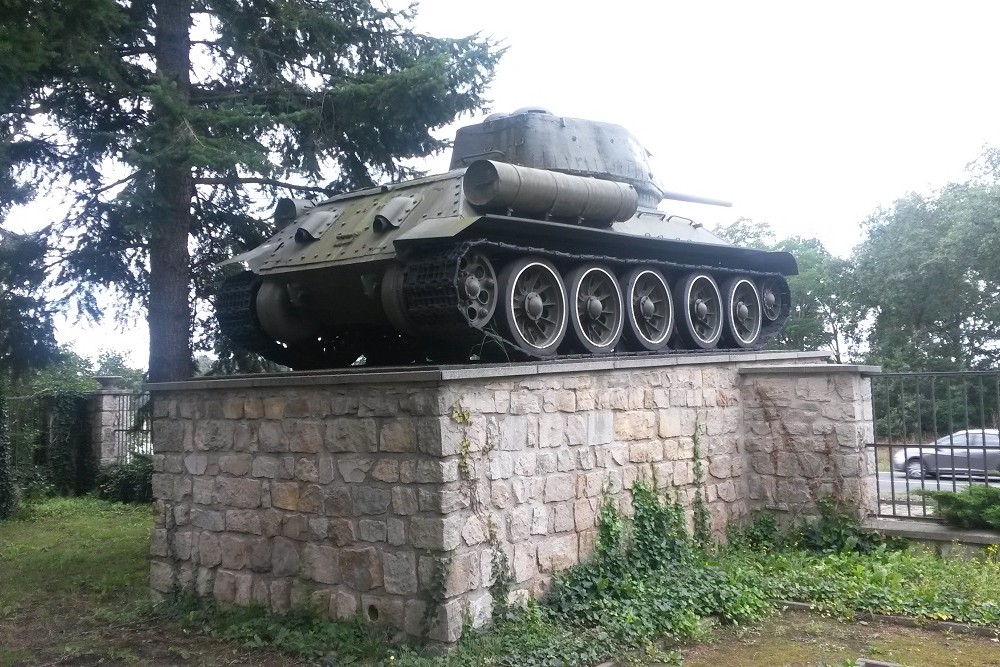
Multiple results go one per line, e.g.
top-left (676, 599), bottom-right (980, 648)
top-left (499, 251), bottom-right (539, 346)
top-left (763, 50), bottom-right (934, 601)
top-left (9, 0), bottom-right (1000, 368)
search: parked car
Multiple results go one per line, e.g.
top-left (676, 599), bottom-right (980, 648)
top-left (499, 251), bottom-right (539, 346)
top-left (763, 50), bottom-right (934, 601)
top-left (891, 429), bottom-right (1000, 479)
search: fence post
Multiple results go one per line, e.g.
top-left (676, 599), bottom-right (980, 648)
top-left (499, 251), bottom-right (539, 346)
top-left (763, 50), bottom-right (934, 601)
top-left (90, 376), bottom-right (132, 465)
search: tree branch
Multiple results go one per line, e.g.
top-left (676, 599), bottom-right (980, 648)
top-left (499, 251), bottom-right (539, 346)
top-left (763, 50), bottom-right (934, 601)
top-left (83, 170), bottom-right (143, 199)
top-left (193, 176), bottom-right (334, 194)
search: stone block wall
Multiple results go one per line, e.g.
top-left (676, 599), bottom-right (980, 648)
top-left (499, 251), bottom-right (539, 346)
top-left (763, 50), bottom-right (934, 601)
top-left (146, 351), bottom-right (876, 642)
top-left (740, 365), bottom-right (878, 518)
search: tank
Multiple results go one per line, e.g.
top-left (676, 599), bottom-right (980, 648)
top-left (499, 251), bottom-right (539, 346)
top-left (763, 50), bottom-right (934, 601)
top-left (216, 108), bottom-right (796, 369)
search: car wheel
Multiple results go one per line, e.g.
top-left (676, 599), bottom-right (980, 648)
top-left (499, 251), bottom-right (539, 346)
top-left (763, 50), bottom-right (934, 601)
top-left (906, 458), bottom-right (927, 479)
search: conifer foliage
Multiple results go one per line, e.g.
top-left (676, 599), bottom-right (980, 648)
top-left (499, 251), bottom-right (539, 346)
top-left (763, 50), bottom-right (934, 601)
top-left (1, 0), bottom-right (501, 381)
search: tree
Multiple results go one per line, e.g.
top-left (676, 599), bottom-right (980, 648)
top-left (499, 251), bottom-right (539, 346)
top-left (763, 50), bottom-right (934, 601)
top-left (848, 179), bottom-right (1000, 370)
top-left (712, 219), bottom-right (847, 360)
top-left (0, 229), bottom-right (57, 384)
top-left (771, 237), bottom-right (848, 362)
top-left (3, 0), bottom-right (501, 381)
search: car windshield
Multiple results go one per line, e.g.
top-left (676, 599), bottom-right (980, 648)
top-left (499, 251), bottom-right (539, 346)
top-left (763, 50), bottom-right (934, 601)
top-left (935, 433), bottom-right (971, 447)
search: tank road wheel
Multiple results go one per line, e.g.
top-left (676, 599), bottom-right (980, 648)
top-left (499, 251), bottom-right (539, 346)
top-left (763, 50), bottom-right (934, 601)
top-left (622, 267), bottom-right (673, 351)
top-left (674, 273), bottom-right (723, 349)
top-left (722, 278), bottom-right (763, 347)
top-left (458, 252), bottom-right (498, 328)
top-left (566, 264), bottom-right (624, 354)
top-left (498, 257), bottom-right (568, 356)
top-left (760, 276), bottom-right (787, 322)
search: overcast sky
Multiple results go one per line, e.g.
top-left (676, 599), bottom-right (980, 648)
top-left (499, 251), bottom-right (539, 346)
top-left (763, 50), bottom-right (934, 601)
top-left (12, 0), bottom-right (1000, 367)
top-left (408, 0), bottom-right (1000, 257)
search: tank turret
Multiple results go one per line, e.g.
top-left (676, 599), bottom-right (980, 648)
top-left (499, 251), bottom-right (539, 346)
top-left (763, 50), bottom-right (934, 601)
top-left (216, 109), bottom-right (796, 368)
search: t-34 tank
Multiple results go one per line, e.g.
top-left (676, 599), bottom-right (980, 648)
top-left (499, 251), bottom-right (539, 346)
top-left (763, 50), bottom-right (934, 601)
top-left (216, 108), bottom-right (796, 369)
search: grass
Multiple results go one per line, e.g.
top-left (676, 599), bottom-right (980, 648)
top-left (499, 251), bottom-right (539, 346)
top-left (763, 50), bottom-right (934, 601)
top-left (0, 497), bottom-right (301, 666)
top-left (4, 496), bottom-right (1000, 666)
top-left (0, 497), bottom-right (150, 609)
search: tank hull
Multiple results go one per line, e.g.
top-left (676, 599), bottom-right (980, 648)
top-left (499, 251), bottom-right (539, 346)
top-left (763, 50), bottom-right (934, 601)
top-left (216, 112), bottom-right (797, 369)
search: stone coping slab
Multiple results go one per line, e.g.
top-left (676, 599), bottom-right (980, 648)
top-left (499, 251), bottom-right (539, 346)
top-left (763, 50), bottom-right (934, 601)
top-left (146, 350), bottom-right (834, 392)
top-left (867, 517), bottom-right (1000, 545)
top-left (739, 363), bottom-right (882, 377)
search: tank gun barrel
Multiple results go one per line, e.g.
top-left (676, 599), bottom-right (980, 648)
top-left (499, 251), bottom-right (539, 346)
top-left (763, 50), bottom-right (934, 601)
top-left (659, 190), bottom-right (733, 208)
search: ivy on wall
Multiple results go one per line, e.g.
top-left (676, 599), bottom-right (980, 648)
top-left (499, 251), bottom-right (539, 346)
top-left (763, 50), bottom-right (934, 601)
top-left (42, 392), bottom-right (95, 495)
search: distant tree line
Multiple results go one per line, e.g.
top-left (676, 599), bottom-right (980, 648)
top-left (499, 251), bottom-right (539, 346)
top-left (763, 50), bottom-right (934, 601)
top-left (713, 149), bottom-right (1000, 372)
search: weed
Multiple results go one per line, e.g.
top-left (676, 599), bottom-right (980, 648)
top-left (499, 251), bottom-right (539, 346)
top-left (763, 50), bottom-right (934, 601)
top-left (159, 595), bottom-right (393, 660)
top-left (795, 495), bottom-right (890, 555)
top-left (547, 480), bottom-right (771, 649)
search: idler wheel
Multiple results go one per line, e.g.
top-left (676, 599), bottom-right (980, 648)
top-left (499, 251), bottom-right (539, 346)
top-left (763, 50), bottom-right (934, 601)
top-left (566, 264), bottom-right (623, 354)
top-left (760, 276), bottom-right (788, 322)
top-left (674, 272), bottom-right (723, 349)
top-left (722, 277), bottom-right (762, 348)
top-left (621, 267), bottom-right (673, 351)
top-left (458, 251), bottom-right (498, 328)
top-left (498, 257), bottom-right (568, 355)
top-left (380, 263), bottom-right (417, 335)
top-left (255, 279), bottom-right (319, 344)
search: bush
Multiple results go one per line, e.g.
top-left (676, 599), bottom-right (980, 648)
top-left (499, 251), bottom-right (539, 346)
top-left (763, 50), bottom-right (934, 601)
top-left (95, 453), bottom-right (153, 504)
top-left (794, 495), bottom-right (888, 555)
top-left (727, 510), bottom-right (782, 551)
top-left (921, 485), bottom-right (1000, 530)
top-left (11, 465), bottom-right (55, 501)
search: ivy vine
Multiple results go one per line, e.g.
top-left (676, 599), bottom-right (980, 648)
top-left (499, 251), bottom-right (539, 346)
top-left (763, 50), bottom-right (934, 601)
top-left (0, 390), bottom-right (18, 519)
top-left (690, 414), bottom-right (711, 547)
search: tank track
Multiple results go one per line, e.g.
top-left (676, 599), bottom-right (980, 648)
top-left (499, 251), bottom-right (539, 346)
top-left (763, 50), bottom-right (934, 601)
top-left (396, 238), bottom-right (791, 359)
top-left (215, 271), bottom-right (308, 368)
top-left (217, 240), bottom-right (791, 368)
top-left (216, 270), bottom-right (462, 368)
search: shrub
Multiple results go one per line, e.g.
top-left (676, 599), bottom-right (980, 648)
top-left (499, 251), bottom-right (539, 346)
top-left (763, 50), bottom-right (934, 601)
top-left (727, 510), bottom-right (781, 551)
top-left (95, 453), bottom-right (153, 504)
top-left (10, 465), bottom-right (55, 501)
top-left (920, 484), bottom-right (1000, 530)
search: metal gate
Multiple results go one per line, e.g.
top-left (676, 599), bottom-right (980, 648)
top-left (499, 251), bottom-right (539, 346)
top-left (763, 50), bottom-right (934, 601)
top-left (869, 371), bottom-right (1000, 519)
top-left (109, 392), bottom-right (152, 463)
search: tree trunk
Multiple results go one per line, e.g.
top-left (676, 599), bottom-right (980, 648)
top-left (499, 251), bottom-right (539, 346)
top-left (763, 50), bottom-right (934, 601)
top-left (148, 0), bottom-right (193, 383)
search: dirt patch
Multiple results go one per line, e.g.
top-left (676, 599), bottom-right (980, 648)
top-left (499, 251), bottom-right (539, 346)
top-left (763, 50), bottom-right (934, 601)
top-left (680, 609), bottom-right (1000, 667)
top-left (0, 595), bottom-right (303, 667)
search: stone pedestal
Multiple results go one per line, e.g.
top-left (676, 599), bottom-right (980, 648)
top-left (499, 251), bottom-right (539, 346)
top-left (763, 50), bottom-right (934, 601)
top-left (146, 350), bottom-right (876, 642)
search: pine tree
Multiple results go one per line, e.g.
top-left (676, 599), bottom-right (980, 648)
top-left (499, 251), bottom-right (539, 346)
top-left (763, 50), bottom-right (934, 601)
top-left (2, 0), bottom-right (501, 381)
top-left (0, 229), bottom-right (57, 380)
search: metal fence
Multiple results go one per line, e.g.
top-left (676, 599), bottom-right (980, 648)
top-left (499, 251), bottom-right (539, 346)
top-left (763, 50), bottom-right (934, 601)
top-left (7, 395), bottom-right (45, 468)
top-left (4, 391), bottom-right (152, 469)
top-left (869, 371), bottom-right (1000, 520)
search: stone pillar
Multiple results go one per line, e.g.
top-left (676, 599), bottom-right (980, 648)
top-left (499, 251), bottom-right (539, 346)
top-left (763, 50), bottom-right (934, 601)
top-left (90, 376), bottom-right (131, 465)
top-left (739, 364), bottom-right (880, 520)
